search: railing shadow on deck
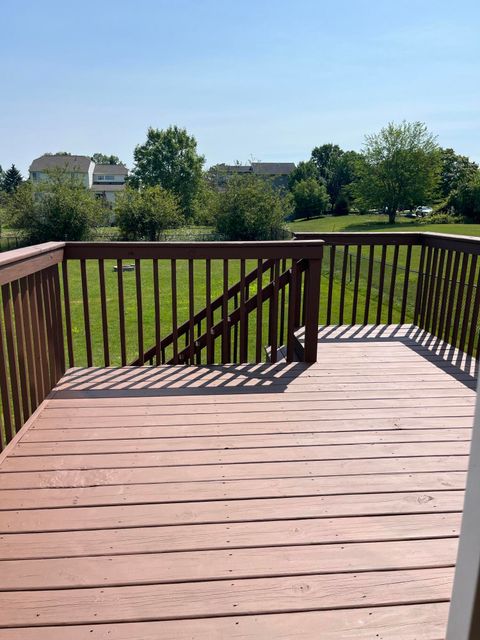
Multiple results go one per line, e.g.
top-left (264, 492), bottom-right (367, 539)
top-left (50, 360), bottom-right (314, 399)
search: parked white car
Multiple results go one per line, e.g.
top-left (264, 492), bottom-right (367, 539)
top-left (415, 206), bottom-right (433, 217)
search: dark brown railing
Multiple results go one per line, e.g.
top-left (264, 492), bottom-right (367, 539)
top-left (1, 232), bottom-right (480, 451)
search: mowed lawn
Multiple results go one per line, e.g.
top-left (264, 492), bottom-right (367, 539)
top-left (64, 214), bottom-right (479, 366)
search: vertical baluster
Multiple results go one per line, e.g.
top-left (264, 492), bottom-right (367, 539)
top-left (287, 260), bottom-right (298, 362)
top-left (430, 249), bottom-right (446, 337)
top-left (424, 248), bottom-right (439, 331)
top-left (19, 277), bottom-right (37, 411)
top-left (153, 259), bottom-right (161, 366)
top-left (256, 259), bottom-right (263, 362)
top-left (62, 260), bottom-right (75, 368)
top-left (400, 245), bottom-right (412, 324)
top-left (351, 246), bottom-right (362, 325)
top-left (0, 312), bottom-right (13, 447)
top-left (233, 293), bottom-right (239, 362)
top-left (222, 259), bottom-right (230, 363)
top-left (117, 259), bottom-right (127, 366)
top-left (419, 246), bottom-right (433, 328)
top-left (40, 269), bottom-right (56, 386)
top-left (387, 245), bottom-right (399, 325)
top-left (459, 254), bottom-right (477, 354)
top-left (451, 252), bottom-right (469, 349)
top-left (79, 260), bottom-right (92, 367)
top-left (135, 259), bottom-right (143, 365)
top-left (98, 259), bottom-right (110, 367)
top-left (326, 246), bottom-right (335, 325)
top-left (413, 245), bottom-right (426, 325)
top-left (206, 259), bottom-right (213, 364)
top-left (11, 280), bottom-right (29, 419)
top-left (269, 259), bottom-right (280, 364)
top-left (2, 283), bottom-right (22, 431)
top-left (467, 259), bottom-right (480, 356)
top-left (196, 318), bottom-right (202, 365)
top-left (338, 246), bottom-right (349, 325)
top-left (437, 250), bottom-right (453, 340)
top-left (51, 265), bottom-right (65, 377)
top-left (279, 258), bottom-right (287, 346)
top-left (376, 245), bottom-right (387, 325)
top-left (171, 259), bottom-right (179, 364)
top-left (34, 271), bottom-right (51, 392)
top-left (29, 273), bottom-right (46, 400)
top-left (364, 245), bottom-right (375, 324)
top-left (443, 251), bottom-right (461, 343)
top-left (239, 259), bottom-right (247, 363)
top-left (188, 259), bottom-right (195, 365)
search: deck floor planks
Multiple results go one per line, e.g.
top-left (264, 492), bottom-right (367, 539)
top-left (0, 324), bottom-right (475, 637)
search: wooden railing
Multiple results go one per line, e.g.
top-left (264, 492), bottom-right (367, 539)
top-left (294, 231), bottom-right (480, 359)
top-left (2, 232), bottom-right (480, 451)
top-left (0, 240), bottom-right (324, 450)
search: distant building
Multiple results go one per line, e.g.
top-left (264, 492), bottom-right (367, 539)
top-left (29, 154), bottom-right (128, 203)
top-left (213, 162), bottom-right (296, 190)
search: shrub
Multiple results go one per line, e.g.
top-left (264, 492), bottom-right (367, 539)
top-left (449, 173), bottom-right (480, 221)
top-left (215, 175), bottom-right (292, 240)
top-left (418, 212), bottom-right (462, 225)
top-left (115, 186), bottom-right (184, 240)
top-left (6, 172), bottom-right (106, 243)
top-left (291, 178), bottom-right (330, 220)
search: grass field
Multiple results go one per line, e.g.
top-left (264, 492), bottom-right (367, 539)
top-left (52, 214), bottom-right (480, 367)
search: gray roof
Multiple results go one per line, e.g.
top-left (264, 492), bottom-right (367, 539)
top-left (251, 162), bottom-right (296, 175)
top-left (93, 164), bottom-right (128, 175)
top-left (30, 154), bottom-right (93, 172)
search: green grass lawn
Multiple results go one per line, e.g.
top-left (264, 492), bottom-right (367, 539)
top-left (289, 213), bottom-right (480, 237)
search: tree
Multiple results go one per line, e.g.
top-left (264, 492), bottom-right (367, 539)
top-left (310, 145), bottom-right (359, 210)
top-left (354, 121), bottom-right (441, 223)
top-left (439, 148), bottom-right (478, 199)
top-left (450, 173), bottom-right (480, 221)
top-left (215, 175), bottom-right (292, 240)
top-left (115, 186), bottom-right (184, 241)
top-left (129, 126), bottom-right (205, 220)
top-left (0, 165), bottom-right (5, 190)
top-left (91, 153), bottom-right (123, 165)
top-left (291, 178), bottom-right (330, 220)
top-left (6, 170), bottom-right (106, 242)
top-left (2, 165), bottom-right (23, 193)
top-left (288, 160), bottom-right (319, 190)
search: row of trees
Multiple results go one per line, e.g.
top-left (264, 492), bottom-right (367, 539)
top-left (2, 122), bottom-right (480, 243)
top-left (287, 123), bottom-right (480, 223)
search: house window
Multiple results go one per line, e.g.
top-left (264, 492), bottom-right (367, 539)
top-left (31, 172), bottom-right (39, 180)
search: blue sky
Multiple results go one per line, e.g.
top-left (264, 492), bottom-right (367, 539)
top-left (1, 0), bottom-right (479, 175)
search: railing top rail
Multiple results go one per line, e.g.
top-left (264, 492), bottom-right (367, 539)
top-left (63, 240), bottom-right (324, 260)
top-left (0, 242), bottom-right (65, 286)
top-left (292, 231), bottom-right (422, 245)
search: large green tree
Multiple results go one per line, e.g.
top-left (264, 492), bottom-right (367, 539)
top-left (91, 153), bottom-right (123, 165)
top-left (355, 121), bottom-right (441, 223)
top-left (291, 178), bottom-right (330, 220)
top-left (115, 186), bottom-right (184, 240)
top-left (310, 144), bottom-right (359, 210)
top-left (450, 172), bottom-right (480, 221)
top-left (129, 126), bottom-right (205, 220)
top-left (288, 160), bottom-right (319, 190)
top-left (2, 164), bottom-right (23, 193)
top-left (439, 148), bottom-right (478, 199)
top-left (215, 175), bottom-right (292, 240)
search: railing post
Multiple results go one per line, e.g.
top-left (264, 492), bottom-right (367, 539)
top-left (302, 254), bottom-right (322, 363)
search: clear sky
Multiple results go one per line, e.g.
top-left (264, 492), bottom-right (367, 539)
top-left (1, 0), bottom-right (479, 175)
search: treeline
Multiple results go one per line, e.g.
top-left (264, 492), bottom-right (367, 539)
top-left (1, 121), bottom-right (479, 243)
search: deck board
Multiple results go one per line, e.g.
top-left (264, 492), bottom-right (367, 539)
top-left (0, 324), bottom-right (475, 637)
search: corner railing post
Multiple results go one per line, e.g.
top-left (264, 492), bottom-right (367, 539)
top-left (302, 254), bottom-right (322, 363)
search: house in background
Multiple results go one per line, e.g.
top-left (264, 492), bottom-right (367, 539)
top-left (29, 154), bottom-right (127, 203)
top-left (92, 164), bottom-right (128, 204)
top-left (213, 162), bottom-right (296, 190)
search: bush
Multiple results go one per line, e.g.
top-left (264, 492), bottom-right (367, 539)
top-left (450, 173), bottom-right (480, 221)
top-left (115, 186), bottom-right (184, 240)
top-left (215, 175), bottom-right (292, 240)
top-left (291, 178), bottom-right (330, 220)
top-left (6, 172), bottom-right (106, 243)
top-left (418, 212), bottom-right (462, 225)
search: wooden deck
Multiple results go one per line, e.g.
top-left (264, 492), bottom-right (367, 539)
top-left (0, 325), bottom-right (475, 639)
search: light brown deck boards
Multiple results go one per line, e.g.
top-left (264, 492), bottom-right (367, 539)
top-left (0, 324), bottom-right (474, 637)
